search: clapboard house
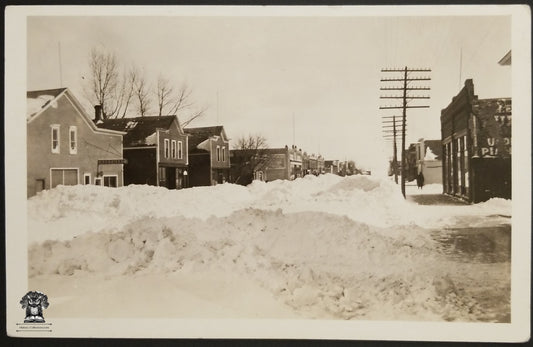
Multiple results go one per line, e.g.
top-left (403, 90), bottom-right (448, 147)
top-left (184, 126), bottom-right (231, 186)
top-left (99, 116), bottom-right (189, 189)
top-left (27, 88), bottom-right (126, 197)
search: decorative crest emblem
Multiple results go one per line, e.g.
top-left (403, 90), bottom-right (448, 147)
top-left (20, 291), bottom-right (49, 323)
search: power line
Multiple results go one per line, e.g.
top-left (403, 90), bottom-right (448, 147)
top-left (379, 66), bottom-right (431, 198)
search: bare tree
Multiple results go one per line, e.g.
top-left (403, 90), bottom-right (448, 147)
top-left (118, 66), bottom-right (137, 118)
top-left (134, 70), bottom-right (151, 117)
top-left (231, 134), bottom-right (270, 185)
top-left (87, 48), bottom-right (120, 118)
top-left (233, 134), bottom-right (269, 151)
top-left (155, 75), bottom-right (174, 116)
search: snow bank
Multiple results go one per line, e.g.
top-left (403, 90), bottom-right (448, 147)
top-left (29, 174), bottom-right (510, 244)
top-left (27, 175), bottom-right (511, 322)
top-left (29, 208), bottom-right (510, 321)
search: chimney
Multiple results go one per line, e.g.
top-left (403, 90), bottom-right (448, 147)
top-left (94, 105), bottom-right (102, 123)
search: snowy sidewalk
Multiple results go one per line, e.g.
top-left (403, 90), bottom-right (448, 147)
top-left (405, 183), bottom-right (469, 206)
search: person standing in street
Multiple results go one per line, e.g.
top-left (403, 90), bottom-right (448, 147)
top-left (416, 171), bottom-right (425, 189)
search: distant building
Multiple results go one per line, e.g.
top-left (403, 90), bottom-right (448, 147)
top-left (417, 139), bottom-right (443, 185)
top-left (324, 160), bottom-right (339, 174)
top-left (27, 88), bottom-right (126, 197)
top-left (185, 126), bottom-right (231, 186)
top-left (406, 139), bottom-right (443, 185)
top-left (232, 145), bottom-right (306, 182)
top-left (440, 79), bottom-right (511, 202)
top-left (99, 116), bottom-right (188, 189)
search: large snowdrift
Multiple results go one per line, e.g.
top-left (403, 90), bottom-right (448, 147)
top-left (28, 174), bottom-right (511, 322)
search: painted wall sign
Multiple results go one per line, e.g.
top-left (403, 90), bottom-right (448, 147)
top-left (475, 98), bottom-right (512, 158)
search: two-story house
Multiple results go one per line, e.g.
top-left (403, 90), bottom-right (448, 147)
top-left (184, 126), bottom-right (231, 186)
top-left (27, 88), bottom-right (126, 197)
top-left (99, 116), bottom-right (189, 189)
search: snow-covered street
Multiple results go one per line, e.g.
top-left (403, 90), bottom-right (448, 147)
top-left (27, 174), bottom-right (511, 322)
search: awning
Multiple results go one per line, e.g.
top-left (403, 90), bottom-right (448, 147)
top-left (98, 159), bottom-right (128, 165)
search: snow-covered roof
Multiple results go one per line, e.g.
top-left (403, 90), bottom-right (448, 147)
top-left (184, 126), bottom-right (228, 153)
top-left (26, 87), bottom-right (126, 137)
top-left (26, 88), bottom-right (67, 121)
top-left (98, 116), bottom-right (179, 147)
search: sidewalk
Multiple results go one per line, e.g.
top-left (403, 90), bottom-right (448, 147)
top-left (404, 183), bottom-right (469, 206)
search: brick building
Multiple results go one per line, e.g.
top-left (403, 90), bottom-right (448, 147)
top-left (441, 79), bottom-right (511, 202)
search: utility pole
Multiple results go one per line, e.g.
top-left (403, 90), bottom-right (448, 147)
top-left (58, 41), bottom-right (63, 87)
top-left (382, 115), bottom-right (402, 184)
top-left (380, 67), bottom-right (431, 198)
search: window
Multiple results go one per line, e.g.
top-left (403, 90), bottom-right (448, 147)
top-left (171, 140), bottom-right (177, 159)
top-left (69, 126), bottom-right (77, 154)
top-left (222, 146), bottom-right (226, 161)
top-left (216, 145), bottom-right (221, 161)
top-left (84, 173), bottom-right (91, 185)
top-left (51, 125), bottom-right (60, 153)
top-left (457, 137), bottom-right (462, 188)
top-left (51, 168), bottom-right (78, 188)
top-left (164, 139), bottom-right (170, 158)
top-left (177, 141), bottom-right (183, 159)
top-left (95, 178), bottom-right (102, 186)
top-left (463, 135), bottom-right (469, 188)
top-left (103, 176), bottom-right (118, 187)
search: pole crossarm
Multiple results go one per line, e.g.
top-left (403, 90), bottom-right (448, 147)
top-left (381, 68), bottom-right (431, 72)
top-left (381, 87), bottom-right (430, 90)
top-left (380, 105), bottom-right (429, 109)
top-left (380, 96), bottom-right (430, 99)
top-left (380, 78), bottom-right (431, 82)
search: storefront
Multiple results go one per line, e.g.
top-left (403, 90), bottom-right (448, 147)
top-left (441, 79), bottom-right (511, 203)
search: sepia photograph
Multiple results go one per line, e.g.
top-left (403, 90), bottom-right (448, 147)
top-left (5, 4), bottom-right (531, 341)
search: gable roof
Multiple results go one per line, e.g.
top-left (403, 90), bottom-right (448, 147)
top-left (27, 88), bottom-right (68, 120)
top-left (26, 87), bottom-right (125, 136)
top-left (99, 116), bottom-right (180, 147)
top-left (184, 126), bottom-right (228, 154)
top-left (27, 87), bottom-right (67, 100)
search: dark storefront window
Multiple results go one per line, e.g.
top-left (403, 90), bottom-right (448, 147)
top-left (159, 167), bottom-right (166, 187)
top-left (104, 176), bottom-right (118, 187)
top-left (463, 135), bottom-right (469, 195)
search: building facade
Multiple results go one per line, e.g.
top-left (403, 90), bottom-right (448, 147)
top-left (441, 79), bottom-right (511, 202)
top-left (27, 88), bottom-right (125, 197)
top-left (99, 116), bottom-right (188, 189)
top-left (324, 160), bottom-right (340, 175)
top-left (405, 139), bottom-right (443, 185)
top-left (185, 126), bottom-right (231, 186)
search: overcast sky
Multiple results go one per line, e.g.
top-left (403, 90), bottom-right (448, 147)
top-left (26, 10), bottom-right (511, 173)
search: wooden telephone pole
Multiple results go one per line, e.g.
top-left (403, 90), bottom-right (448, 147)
top-left (380, 67), bottom-right (431, 198)
top-left (382, 115), bottom-right (403, 184)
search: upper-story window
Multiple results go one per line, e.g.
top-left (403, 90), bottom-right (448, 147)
top-left (164, 139), bottom-right (170, 158)
top-left (171, 140), bottom-right (177, 159)
top-left (69, 126), bottom-right (77, 154)
top-left (51, 124), bottom-right (60, 154)
top-left (222, 146), bottom-right (226, 161)
top-left (216, 145), bottom-right (221, 161)
top-left (178, 141), bottom-right (183, 159)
